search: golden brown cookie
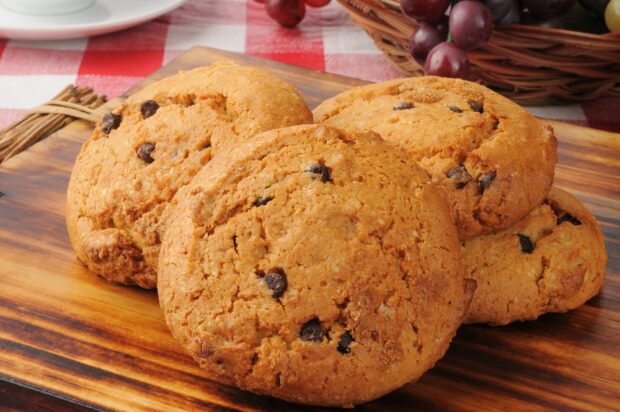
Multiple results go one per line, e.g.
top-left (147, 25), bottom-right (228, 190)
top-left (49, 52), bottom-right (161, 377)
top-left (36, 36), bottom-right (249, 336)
top-left (464, 187), bottom-right (607, 325)
top-left (158, 124), bottom-right (473, 407)
top-left (313, 76), bottom-right (557, 239)
top-left (66, 61), bottom-right (312, 288)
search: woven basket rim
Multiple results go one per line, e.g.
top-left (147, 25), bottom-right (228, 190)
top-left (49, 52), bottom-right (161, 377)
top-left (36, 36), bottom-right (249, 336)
top-left (337, 0), bottom-right (620, 105)
top-left (495, 23), bottom-right (620, 40)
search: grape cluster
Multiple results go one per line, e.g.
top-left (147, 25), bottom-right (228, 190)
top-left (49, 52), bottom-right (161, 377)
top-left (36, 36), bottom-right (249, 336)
top-left (257, 0), bottom-right (331, 28)
top-left (404, 0), bottom-right (619, 79)
top-left (404, 0), bottom-right (494, 78)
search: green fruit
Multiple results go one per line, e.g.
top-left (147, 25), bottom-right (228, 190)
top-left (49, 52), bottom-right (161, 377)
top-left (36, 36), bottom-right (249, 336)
top-left (606, 0), bottom-right (620, 31)
top-left (578, 0), bottom-right (609, 15)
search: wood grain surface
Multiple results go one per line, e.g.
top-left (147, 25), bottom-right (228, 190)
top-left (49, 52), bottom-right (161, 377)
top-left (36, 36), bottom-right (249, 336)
top-left (0, 47), bottom-right (618, 411)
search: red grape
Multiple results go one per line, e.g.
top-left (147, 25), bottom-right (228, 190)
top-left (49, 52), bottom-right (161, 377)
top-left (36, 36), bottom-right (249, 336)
top-left (523, 0), bottom-right (576, 19)
top-left (497, 0), bottom-right (521, 23)
top-left (484, 0), bottom-right (513, 22)
top-left (450, 1), bottom-right (494, 50)
top-left (400, 0), bottom-right (450, 23)
top-left (436, 15), bottom-right (449, 37)
top-left (409, 23), bottom-right (448, 65)
top-left (526, 2), bottom-right (607, 33)
top-left (265, 0), bottom-right (306, 28)
top-left (424, 42), bottom-right (471, 79)
top-left (305, 0), bottom-right (331, 7)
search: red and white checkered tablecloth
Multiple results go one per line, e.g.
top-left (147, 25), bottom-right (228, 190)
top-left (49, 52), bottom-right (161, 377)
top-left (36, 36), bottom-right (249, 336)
top-left (0, 0), bottom-right (619, 132)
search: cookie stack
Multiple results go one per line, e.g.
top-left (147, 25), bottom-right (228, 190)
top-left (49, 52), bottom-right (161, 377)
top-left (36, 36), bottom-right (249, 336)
top-left (314, 77), bottom-right (607, 326)
top-left (66, 61), bottom-right (313, 288)
top-left (66, 62), bottom-right (607, 407)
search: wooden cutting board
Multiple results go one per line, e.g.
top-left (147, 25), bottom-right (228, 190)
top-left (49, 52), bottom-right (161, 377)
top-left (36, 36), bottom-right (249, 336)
top-left (0, 46), bottom-right (618, 411)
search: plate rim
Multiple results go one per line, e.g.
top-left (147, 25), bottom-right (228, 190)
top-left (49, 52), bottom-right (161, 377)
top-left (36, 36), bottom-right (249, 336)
top-left (0, 0), bottom-right (186, 39)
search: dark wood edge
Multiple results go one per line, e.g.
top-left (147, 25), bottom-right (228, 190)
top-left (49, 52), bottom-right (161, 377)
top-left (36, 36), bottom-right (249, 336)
top-left (0, 374), bottom-right (100, 412)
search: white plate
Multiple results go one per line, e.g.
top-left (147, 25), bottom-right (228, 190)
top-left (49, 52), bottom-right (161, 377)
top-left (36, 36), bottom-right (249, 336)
top-left (0, 0), bottom-right (186, 40)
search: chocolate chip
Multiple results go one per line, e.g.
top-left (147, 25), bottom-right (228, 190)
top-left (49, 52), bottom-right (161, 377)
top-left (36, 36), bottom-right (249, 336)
top-left (232, 235), bottom-right (238, 253)
top-left (478, 171), bottom-right (496, 194)
top-left (337, 331), bottom-right (354, 354)
top-left (198, 343), bottom-right (213, 359)
top-left (468, 100), bottom-right (483, 113)
top-left (140, 100), bottom-right (159, 119)
top-left (518, 234), bottom-right (534, 254)
top-left (101, 113), bottom-right (121, 134)
top-left (307, 163), bottom-right (331, 183)
top-left (557, 213), bottom-right (582, 226)
top-left (264, 268), bottom-right (287, 298)
top-left (253, 196), bottom-right (273, 207)
top-left (137, 143), bottom-right (155, 164)
top-left (447, 166), bottom-right (472, 189)
top-left (0, 191), bottom-right (4, 198)
top-left (300, 318), bottom-right (323, 342)
top-left (393, 101), bottom-right (415, 110)
top-left (448, 105), bottom-right (463, 113)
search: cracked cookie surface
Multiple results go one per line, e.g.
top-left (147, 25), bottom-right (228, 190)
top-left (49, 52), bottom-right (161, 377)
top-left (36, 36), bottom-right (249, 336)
top-left (158, 124), bottom-right (473, 407)
top-left (313, 76), bottom-right (557, 239)
top-left (66, 61), bottom-right (312, 288)
top-left (463, 187), bottom-right (607, 325)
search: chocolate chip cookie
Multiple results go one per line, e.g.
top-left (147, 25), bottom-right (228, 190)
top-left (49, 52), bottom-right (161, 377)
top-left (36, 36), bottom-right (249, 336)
top-left (158, 124), bottom-right (473, 407)
top-left (66, 61), bottom-right (312, 288)
top-left (463, 187), bottom-right (607, 325)
top-left (313, 76), bottom-right (557, 239)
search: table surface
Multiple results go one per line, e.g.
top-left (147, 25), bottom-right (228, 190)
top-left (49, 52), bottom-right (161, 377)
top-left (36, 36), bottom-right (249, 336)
top-left (0, 46), bottom-right (619, 411)
top-left (0, 0), bottom-right (620, 133)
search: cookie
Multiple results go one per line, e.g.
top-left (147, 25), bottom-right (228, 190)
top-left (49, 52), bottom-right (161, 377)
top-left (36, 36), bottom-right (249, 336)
top-left (313, 76), bottom-right (557, 239)
top-left (158, 124), bottom-right (474, 407)
top-left (463, 187), bottom-right (607, 325)
top-left (66, 61), bottom-right (312, 288)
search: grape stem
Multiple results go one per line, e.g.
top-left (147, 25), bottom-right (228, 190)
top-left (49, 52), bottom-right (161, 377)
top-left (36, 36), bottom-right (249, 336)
top-left (448, 0), bottom-right (456, 41)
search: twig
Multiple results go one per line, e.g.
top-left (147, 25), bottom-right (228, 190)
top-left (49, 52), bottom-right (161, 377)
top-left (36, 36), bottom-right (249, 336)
top-left (0, 85), bottom-right (107, 165)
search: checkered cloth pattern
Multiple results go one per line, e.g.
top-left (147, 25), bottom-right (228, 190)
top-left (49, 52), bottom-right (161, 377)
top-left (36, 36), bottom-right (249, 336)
top-left (0, 0), bottom-right (618, 132)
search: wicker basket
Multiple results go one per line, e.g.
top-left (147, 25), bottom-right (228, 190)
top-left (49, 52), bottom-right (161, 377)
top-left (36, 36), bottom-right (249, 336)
top-left (337, 0), bottom-right (620, 104)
